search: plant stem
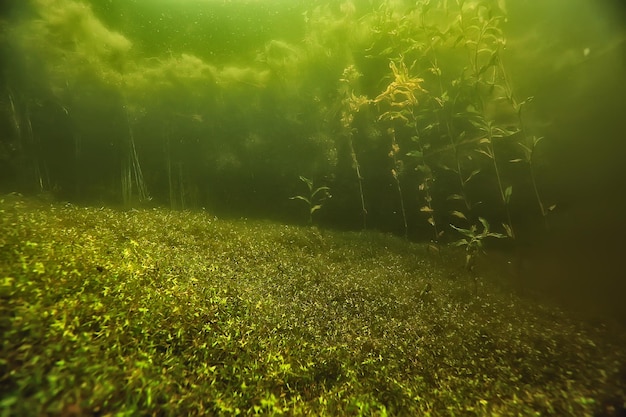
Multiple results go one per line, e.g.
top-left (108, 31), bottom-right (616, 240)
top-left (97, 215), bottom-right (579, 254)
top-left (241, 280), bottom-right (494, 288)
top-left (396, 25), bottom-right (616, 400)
top-left (122, 105), bottom-right (150, 206)
top-left (348, 134), bottom-right (367, 230)
top-left (484, 122), bottom-right (515, 238)
top-left (498, 58), bottom-right (551, 231)
top-left (388, 127), bottom-right (408, 239)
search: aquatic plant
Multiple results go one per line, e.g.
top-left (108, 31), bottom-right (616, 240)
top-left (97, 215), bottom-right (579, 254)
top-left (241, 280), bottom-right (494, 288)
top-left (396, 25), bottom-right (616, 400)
top-left (450, 217), bottom-right (506, 272)
top-left (289, 175), bottom-right (331, 225)
top-left (339, 65), bottom-right (370, 229)
top-left (374, 59), bottom-right (429, 240)
top-left (363, 1), bottom-right (522, 243)
top-left (490, 48), bottom-right (556, 230)
top-left (510, 135), bottom-right (556, 229)
top-left (386, 127), bottom-right (408, 239)
top-left (405, 0), bottom-right (548, 242)
top-left (5, 89), bottom-right (49, 193)
top-left (470, 115), bottom-right (516, 238)
top-left (121, 105), bottom-right (150, 208)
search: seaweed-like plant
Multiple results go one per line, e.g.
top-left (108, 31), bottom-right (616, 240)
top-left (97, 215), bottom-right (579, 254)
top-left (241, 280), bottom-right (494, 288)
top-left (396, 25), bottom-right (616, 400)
top-left (450, 217), bottom-right (506, 272)
top-left (290, 175), bottom-right (331, 225)
top-left (374, 59), bottom-right (428, 240)
top-left (339, 65), bottom-right (370, 229)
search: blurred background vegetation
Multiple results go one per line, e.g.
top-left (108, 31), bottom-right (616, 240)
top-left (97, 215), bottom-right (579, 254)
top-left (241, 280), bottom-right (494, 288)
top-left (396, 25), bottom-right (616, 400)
top-left (1, 0), bottom-right (625, 319)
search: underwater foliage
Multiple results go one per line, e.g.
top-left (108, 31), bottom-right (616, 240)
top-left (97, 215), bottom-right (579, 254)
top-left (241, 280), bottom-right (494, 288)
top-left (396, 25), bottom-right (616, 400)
top-left (0, 0), bottom-right (563, 242)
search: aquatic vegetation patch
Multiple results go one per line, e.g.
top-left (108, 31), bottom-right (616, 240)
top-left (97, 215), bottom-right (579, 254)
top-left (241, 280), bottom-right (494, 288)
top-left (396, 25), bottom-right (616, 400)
top-left (0, 195), bottom-right (624, 416)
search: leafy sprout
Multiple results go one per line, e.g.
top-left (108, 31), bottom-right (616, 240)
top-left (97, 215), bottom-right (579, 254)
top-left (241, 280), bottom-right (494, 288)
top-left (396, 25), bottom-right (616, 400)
top-left (289, 175), bottom-right (331, 225)
top-left (450, 217), bottom-right (507, 272)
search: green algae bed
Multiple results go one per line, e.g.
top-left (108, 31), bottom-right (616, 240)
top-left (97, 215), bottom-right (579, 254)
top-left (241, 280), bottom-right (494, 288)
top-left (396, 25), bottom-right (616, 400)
top-left (1, 194), bottom-right (625, 417)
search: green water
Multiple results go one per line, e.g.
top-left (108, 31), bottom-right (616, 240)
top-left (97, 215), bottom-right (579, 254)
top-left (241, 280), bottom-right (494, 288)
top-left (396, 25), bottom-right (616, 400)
top-left (2, 0), bottom-right (624, 234)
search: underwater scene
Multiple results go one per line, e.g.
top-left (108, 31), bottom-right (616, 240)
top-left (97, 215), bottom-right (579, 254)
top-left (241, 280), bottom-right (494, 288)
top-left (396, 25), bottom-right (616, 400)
top-left (1, 0), bottom-right (626, 415)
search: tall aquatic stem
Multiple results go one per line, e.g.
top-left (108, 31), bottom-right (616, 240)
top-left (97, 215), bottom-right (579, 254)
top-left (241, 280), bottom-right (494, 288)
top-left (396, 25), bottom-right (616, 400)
top-left (387, 127), bottom-right (408, 239)
top-left (374, 58), bottom-right (439, 241)
top-left (9, 90), bottom-right (48, 192)
top-left (430, 59), bottom-right (474, 216)
top-left (410, 121), bottom-right (440, 245)
top-left (474, 118), bottom-right (515, 238)
top-left (121, 105), bottom-right (149, 207)
top-left (339, 65), bottom-right (369, 229)
top-left (515, 135), bottom-right (553, 230)
top-left (456, 4), bottom-right (516, 238)
top-left (7, 90), bottom-right (21, 140)
top-left (528, 139), bottom-right (550, 230)
top-left (349, 135), bottom-right (368, 229)
top-left (497, 58), bottom-right (553, 230)
top-left (165, 134), bottom-right (175, 209)
top-left (414, 6), bottom-right (475, 224)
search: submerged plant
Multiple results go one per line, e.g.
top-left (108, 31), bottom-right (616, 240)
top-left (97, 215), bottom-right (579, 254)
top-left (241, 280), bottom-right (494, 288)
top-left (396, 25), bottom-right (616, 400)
top-left (339, 65), bottom-right (370, 229)
top-left (471, 115), bottom-right (517, 238)
top-left (387, 127), bottom-right (408, 239)
top-left (407, 143), bottom-right (441, 249)
top-left (510, 135), bottom-right (556, 230)
top-left (450, 217), bottom-right (506, 272)
top-left (374, 58), bottom-right (428, 240)
top-left (290, 175), bottom-right (331, 225)
top-left (121, 105), bottom-right (150, 208)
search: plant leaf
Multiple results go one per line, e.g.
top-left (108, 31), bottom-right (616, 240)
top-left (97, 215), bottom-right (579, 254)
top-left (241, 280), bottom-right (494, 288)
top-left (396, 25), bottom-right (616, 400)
top-left (447, 194), bottom-right (465, 201)
top-left (406, 150), bottom-right (423, 158)
top-left (450, 210), bottom-right (467, 220)
top-left (478, 217), bottom-right (490, 233)
top-left (298, 176), bottom-right (313, 191)
top-left (465, 169), bottom-right (481, 183)
top-left (451, 238), bottom-right (470, 247)
top-left (290, 196), bottom-right (310, 204)
top-left (450, 223), bottom-right (473, 237)
top-left (502, 223), bottom-right (514, 238)
top-left (504, 186), bottom-right (513, 204)
top-left (311, 186), bottom-right (330, 199)
top-left (310, 204), bottom-right (322, 214)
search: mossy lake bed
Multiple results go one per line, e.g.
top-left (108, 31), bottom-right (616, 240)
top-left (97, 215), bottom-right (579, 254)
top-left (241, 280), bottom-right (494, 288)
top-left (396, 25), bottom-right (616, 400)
top-left (1, 194), bottom-right (625, 416)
